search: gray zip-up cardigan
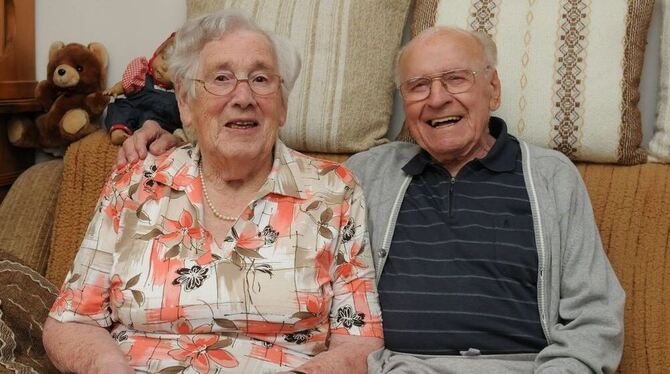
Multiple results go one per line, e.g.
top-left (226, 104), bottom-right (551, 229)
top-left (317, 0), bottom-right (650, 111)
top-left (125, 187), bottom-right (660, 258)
top-left (345, 140), bottom-right (625, 373)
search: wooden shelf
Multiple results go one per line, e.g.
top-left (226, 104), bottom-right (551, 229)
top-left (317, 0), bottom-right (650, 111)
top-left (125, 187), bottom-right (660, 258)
top-left (0, 0), bottom-right (37, 203)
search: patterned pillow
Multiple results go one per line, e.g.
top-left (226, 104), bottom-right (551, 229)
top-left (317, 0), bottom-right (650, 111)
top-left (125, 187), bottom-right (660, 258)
top-left (0, 256), bottom-right (58, 373)
top-left (187, 0), bottom-right (411, 153)
top-left (406, 0), bottom-right (653, 164)
top-left (649, 0), bottom-right (670, 162)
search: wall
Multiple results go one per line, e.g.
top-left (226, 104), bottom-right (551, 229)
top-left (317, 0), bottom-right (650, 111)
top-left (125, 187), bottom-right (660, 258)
top-left (35, 0), bottom-right (186, 86)
top-left (36, 0), bottom-right (661, 146)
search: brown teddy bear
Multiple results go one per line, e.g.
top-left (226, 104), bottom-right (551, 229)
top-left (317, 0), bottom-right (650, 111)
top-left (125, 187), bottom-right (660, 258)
top-left (8, 41), bottom-right (109, 151)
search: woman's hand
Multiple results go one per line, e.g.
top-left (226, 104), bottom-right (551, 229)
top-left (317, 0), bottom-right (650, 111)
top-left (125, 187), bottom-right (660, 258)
top-left (89, 356), bottom-right (134, 374)
top-left (43, 317), bottom-right (133, 373)
top-left (284, 334), bottom-right (383, 374)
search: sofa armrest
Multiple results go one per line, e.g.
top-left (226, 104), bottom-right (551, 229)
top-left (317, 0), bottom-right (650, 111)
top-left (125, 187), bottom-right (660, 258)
top-left (576, 162), bottom-right (670, 373)
top-left (0, 159), bottom-right (63, 275)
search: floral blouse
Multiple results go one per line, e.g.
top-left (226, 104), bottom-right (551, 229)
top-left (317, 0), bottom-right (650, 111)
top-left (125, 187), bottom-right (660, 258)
top-left (49, 140), bottom-right (383, 373)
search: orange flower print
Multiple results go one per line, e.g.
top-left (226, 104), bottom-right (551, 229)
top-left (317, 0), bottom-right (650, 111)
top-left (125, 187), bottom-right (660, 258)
top-left (233, 222), bottom-right (264, 251)
top-left (294, 295), bottom-right (326, 331)
top-left (172, 318), bottom-right (212, 334)
top-left (109, 275), bottom-right (124, 308)
top-left (51, 288), bottom-right (74, 316)
top-left (314, 245), bottom-right (334, 286)
top-left (111, 161), bottom-right (135, 189)
top-left (335, 242), bottom-right (368, 280)
top-left (159, 210), bottom-right (202, 249)
top-left (103, 199), bottom-right (123, 234)
top-left (313, 159), bottom-right (354, 184)
top-left (144, 160), bottom-right (173, 185)
top-left (171, 164), bottom-right (196, 189)
top-left (168, 335), bottom-right (238, 373)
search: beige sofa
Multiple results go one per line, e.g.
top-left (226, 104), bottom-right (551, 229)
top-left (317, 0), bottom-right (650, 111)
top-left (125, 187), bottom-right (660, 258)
top-left (2, 124), bottom-right (670, 374)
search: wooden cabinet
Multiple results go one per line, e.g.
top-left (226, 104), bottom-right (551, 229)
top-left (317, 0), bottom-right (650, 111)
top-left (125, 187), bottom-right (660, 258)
top-left (0, 0), bottom-right (37, 202)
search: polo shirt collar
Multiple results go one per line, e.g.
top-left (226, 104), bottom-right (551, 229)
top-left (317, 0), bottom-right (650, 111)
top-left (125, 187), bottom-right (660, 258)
top-left (402, 116), bottom-right (518, 175)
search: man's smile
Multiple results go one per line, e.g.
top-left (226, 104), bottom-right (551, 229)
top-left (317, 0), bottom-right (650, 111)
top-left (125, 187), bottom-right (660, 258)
top-left (428, 115), bottom-right (463, 128)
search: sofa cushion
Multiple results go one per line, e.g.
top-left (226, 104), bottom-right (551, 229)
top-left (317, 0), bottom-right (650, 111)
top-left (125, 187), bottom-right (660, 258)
top-left (0, 159), bottom-right (63, 275)
top-left (187, 0), bottom-right (411, 153)
top-left (649, 0), bottom-right (670, 162)
top-left (0, 256), bottom-right (58, 373)
top-left (45, 131), bottom-right (118, 285)
top-left (400, 0), bottom-right (653, 164)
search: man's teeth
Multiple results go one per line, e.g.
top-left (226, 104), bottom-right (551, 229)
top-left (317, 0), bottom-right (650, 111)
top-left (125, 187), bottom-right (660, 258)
top-left (227, 121), bottom-right (257, 129)
top-left (429, 116), bottom-right (462, 127)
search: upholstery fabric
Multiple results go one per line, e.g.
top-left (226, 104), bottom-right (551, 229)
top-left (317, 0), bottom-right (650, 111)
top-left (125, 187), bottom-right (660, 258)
top-left (0, 257), bottom-right (58, 373)
top-left (187, 0), bottom-right (411, 153)
top-left (649, 0), bottom-right (670, 162)
top-left (575, 162), bottom-right (670, 373)
top-left (0, 159), bottom-right (63, 275)
top-left (45, 131), bottom-right (118, 285)
top-left (403, 0), bottom-right (653, 164)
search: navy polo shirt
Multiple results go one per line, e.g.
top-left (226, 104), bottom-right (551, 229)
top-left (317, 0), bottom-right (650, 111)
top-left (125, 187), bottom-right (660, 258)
top-left (378, 117), bottom-right (546, 355)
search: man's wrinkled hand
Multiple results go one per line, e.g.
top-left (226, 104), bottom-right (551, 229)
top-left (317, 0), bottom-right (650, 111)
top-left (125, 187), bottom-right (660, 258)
top-left (116, 120), bottom-right (183, 166)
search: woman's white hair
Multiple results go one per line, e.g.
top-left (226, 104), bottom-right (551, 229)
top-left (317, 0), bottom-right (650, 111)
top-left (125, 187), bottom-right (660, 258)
top-left (169, 9), bottom-right (302, 102)
top-left (394, 26), bottom-right (498, 85)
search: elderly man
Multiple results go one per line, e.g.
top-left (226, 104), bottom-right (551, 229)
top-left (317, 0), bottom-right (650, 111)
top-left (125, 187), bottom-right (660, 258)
top-left (119, 26), bottom-right (625, 373)
top-left (345, 27), bottom-right (625, 373)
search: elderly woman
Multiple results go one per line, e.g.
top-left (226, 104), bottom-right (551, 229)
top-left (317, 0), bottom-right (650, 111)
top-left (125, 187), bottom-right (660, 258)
top-left (43, 10), bottom-right (383, 374)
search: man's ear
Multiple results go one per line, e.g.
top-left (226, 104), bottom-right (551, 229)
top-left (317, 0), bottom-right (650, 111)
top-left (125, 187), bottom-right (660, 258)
top-left (488, 68), bottom-right (501, 111)
top-left (279, 94), bottom-right (287, 128)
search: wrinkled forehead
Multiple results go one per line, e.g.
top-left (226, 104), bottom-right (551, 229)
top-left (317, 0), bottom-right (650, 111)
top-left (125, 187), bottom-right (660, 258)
top-left (199, 30), bottom-right (278, 75)
top-left (400, 31), bottom-right (485, 79)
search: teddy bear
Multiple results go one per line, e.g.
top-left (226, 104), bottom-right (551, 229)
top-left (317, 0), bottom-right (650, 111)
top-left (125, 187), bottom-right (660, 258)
top-left (8, 41), bottom-right (108, 151)
top-left (103, 33), bottom-right (181, 145)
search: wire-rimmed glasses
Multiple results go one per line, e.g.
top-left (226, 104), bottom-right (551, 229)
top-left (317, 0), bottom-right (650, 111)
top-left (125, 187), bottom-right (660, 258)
top-left (191, 71), bottom-right (283, 96)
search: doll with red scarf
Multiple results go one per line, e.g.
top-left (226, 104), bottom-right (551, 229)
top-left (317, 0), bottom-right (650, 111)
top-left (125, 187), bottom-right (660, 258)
top-left (103, 33), bottom-right (181, 145)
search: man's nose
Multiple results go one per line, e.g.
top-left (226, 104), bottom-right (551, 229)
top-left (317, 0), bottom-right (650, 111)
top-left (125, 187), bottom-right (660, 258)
top-left (426, 79), bottom-right (453, 106)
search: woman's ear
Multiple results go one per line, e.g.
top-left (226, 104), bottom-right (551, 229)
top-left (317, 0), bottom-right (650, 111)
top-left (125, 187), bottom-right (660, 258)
top-left (175, 81), bottom-right (197, 142)
top-left (175, 81), bottom-right (192, 126)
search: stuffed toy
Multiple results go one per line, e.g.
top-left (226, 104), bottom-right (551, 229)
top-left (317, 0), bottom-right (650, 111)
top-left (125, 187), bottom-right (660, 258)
top-left (103, 33), bottom-right (181, 145)
top-left (8, 42), bottom-right (109, 151)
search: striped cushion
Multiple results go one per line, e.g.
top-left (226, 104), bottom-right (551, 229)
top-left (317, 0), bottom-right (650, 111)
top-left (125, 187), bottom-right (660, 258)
top-left (649, 0), bottom-right (670, 162)
top-left (187, 0), bottom-right (411, 153)
top-left (404, 0), bottom-right (653, 164)
top-left (0, 257), bottom-right (58, 373)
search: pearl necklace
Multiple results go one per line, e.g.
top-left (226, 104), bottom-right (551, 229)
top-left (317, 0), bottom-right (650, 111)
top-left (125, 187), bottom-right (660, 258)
top-left (198, 163), bottom-right (237, 222)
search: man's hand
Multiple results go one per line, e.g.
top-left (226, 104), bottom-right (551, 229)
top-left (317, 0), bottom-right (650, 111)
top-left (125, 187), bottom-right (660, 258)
top-left (103, 81), bottom-right (124, 97)
top-left (116, 120), bottom-right (183, 166)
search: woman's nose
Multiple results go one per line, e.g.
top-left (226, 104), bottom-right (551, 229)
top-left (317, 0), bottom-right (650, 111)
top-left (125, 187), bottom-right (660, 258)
top-left (229, 79), bottom-right (256, 107)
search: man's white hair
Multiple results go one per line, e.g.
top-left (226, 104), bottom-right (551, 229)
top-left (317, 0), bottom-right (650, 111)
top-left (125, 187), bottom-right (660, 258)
top-left (394, 26), bottom-right (498, 85)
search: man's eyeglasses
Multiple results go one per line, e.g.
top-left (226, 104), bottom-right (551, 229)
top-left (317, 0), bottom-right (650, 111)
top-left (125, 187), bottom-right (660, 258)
top-left (191, 71), bottom-right (283, 96)
top-left (399, 69), bottom-right (483, 102)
